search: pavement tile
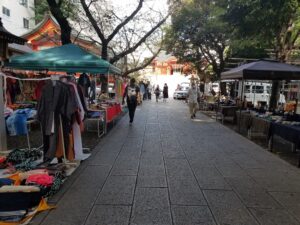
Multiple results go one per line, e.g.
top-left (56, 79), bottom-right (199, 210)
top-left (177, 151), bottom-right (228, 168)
top-left (204, 190), bottom-right (259, 225)
top-left (130, 188), bottom-right (172, 225)
top-left (111, 158), bottom-right (140, 176)
top-left (162, 146), bottom-right (186, 159)
top-left (225, 177), bottom-right (282, 208)
top-left (250, 208), bottom-right (300, 225)
top-left (85, 205), bottom-right (131, 225)
top-left (137, 175), bottom-right (167, 187)
top-left (165, 158), bottom-right (194, 178)
top-left (168, 177), bottom-right (207, 205)
top-left (87, 150), bottom-right (120, 166)
top-left (215, 162), bottom-right (249, 178)
top-left (97, 176), bottom-right (136, 205)
top-left (139, 164), bottom-right (165, 176)
top-left (192, 166), bottom-right (231, 190)
top-left (269, 192), bottom-right (300, 221)
top-left (172, 206), bottom-right (217, 225)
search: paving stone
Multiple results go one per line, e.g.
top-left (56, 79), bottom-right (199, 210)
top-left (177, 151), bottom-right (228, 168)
top-left (250, 208), bottom-right (300, 225)
top-left (130, 188), bottom-right (172, 225)
top-left (204, 190), bottom-right (259, 225)
top-left (172, 206), bottom-right (216, 225)
top-left (192, 166), bottom-right (231, 190)
top-left (269, 192), bottom-right (300, 221)
top-left (137, 175), bottom-right (167, 187)
top-left (97, 176), bottom-right (136, 205)
top-left (85, 205), bottom-right (131, 225)
top-left (165, 158), bottom-right (194, 178)
top-left (88, 150), bottom-right (120, 166)
top-left (226, 177), bottom-right (282, 208)
top-left (111, 158), bottom-right (140, 176)
top-left (139, 164), bottom-right (165, 176)
top-left (168, 177), bottom-right (207, 205)
top-left (215, 162), bottom-right (249, 178)
top-left (162, 146), bottom-right (186, 159)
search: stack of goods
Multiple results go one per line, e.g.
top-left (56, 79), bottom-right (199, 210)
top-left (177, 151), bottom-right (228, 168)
top-left (0, 150), bottom-right (68, 224)
top-left (0, 171), bottom-right (62, 223)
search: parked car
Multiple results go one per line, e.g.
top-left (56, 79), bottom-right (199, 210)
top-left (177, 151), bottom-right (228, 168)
top-left (173, 86), bottom-right (189, 99)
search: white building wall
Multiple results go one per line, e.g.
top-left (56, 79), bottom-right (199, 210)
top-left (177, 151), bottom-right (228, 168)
top-left (0, 0), bottom-right (35, 36)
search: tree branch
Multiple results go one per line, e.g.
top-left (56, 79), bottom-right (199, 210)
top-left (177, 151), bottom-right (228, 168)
top-left (123, 47), bottom-right (162, 77)
top-left (107, 0), bottom-right (144, 42)
top-left (110, 14), bottom-right (169, 64)
top-left (80, 0), bottom-right (106, 43)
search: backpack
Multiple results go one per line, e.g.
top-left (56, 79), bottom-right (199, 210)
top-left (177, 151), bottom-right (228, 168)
top-left (127, 86), bottom-right (137, 102)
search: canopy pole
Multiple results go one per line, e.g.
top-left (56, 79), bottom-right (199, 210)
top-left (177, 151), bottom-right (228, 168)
top-left (238, 79), bottom-right (245, 133)
top-left (0, 73), bottom-right (7, 151)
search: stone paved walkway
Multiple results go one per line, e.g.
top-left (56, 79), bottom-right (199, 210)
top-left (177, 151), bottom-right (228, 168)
top-left (33, 100), bottom-right (300, 225)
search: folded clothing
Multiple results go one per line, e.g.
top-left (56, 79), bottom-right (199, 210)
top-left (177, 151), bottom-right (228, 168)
top-left (0, 186), bottom-right (42, 211)
top-left (0, 185), bottom-right (40, 193)
top-left (26, 174), bottom-right (54, 187)
top-left (0, 156), bottom-right (6, 164)
top-left (0, 178), bottom-right (14, 187)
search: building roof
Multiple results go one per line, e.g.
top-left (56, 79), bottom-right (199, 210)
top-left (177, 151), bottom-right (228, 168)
top-left (8, 43), bottom-right (33, 54)
top-left (0, 18), bottom-right (26, 45)
top-left (155, 51), bottom-right (177, 63)
top-left (22, 14), bottom-right (95, 44)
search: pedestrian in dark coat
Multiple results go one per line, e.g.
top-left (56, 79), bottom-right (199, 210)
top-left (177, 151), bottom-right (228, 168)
top-left (163, 83), bottom-right (169, 102)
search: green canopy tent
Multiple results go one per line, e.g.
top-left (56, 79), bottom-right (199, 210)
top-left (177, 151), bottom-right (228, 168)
top-left (5, 43), bottom-right (121, 75)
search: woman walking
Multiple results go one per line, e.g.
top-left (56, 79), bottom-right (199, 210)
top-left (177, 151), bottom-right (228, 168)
top-left (122, 78), bottom-right (140, 124)
top-left (154, 85), bottom-right (160, 103)
top-left (163, 83), bottom-right (169, 102)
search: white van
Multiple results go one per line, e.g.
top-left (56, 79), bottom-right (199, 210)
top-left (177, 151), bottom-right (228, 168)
top-left (240, 81), bottom-right (271, 106)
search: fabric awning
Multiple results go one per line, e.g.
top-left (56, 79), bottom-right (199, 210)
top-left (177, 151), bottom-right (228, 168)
top-left (221, 60), bottom-right (300, 80)
top-left (5, 44), bottom-right (121, 75)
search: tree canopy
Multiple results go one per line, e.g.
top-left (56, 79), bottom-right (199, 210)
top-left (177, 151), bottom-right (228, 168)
top-left (165, 0), bottom-right (230, 82)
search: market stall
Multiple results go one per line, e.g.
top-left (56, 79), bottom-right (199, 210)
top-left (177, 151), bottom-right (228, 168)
top-left (0, 44), bottom-right (122, 224)
top-left (221, 59), bottom-right (300, 167)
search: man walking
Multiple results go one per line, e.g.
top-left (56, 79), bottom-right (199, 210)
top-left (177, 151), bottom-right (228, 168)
top-left (187, 82), bottom-right (200, 119)
top-left (123, 78), bottom-right (140, 124)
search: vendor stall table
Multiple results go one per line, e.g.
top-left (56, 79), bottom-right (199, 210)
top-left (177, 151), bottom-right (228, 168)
top-left (105, 104), bottom-right (122, 123)
top-left (85, 110), bottom-right (106, 137)
top-left (236, 111), bottom-right (252, 134)
top-left (249, 117), bottom-right (270, 139)
top-left (216, 105), bottom-right (238, 123)
top-left (268, 122), bottom-right (300, 167)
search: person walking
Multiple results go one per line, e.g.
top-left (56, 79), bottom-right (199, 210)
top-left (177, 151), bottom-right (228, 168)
top-left (147, 82), bottom-right (152, 100)
top-left (139, 81), bottom-right (146, 101)
top-left (154, 85), bottom-right (160, 103)
top-left (163, 83), bottom-right (169, 103)
top-left (122, 78), bottom-right (140, 124)
top-left (187, 82), bottom-right (200, 119)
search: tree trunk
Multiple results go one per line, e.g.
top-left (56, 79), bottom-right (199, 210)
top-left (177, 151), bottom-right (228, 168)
top-left (101, 42), bottom-right (108, 61)
top-left (46, 0), bottom-right (71, 45)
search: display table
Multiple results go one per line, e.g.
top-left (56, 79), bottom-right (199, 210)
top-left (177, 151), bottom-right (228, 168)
top-left (236, 111), bottom-right (252, 133)
top-left (249, 117), bottom-right (270, 139)
top-left (216, 106), bottom-right (238, 123)
top-left (268, 122), bottom-right (300, 167)
top-left (104, 103), bottom-right (122, 123)
top-left (85, 110), bottom-right (106, 137)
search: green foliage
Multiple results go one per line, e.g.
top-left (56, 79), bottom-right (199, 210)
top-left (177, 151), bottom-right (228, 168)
top-left (165, 0), bottom-right (230, 80)
top-left (223, 0), bottom-right (300, 56)
top-left (33, 0), bottom-right (77, 24)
